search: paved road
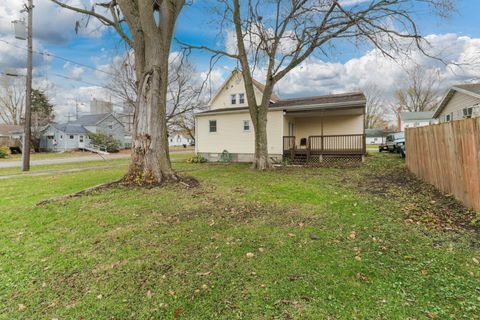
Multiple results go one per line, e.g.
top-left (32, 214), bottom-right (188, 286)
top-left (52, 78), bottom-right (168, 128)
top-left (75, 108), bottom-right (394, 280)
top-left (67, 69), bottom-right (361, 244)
top-left (0, 164), bottom-right (128, 179)
top-left (0, 149), bottom-right (194, 169)
top-left (0, 153), bottom-right (131, 168)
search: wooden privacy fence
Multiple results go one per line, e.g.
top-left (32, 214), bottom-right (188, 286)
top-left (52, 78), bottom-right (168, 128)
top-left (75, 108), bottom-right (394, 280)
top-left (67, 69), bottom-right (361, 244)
top-left (406, 118), bottom-right (480, 211)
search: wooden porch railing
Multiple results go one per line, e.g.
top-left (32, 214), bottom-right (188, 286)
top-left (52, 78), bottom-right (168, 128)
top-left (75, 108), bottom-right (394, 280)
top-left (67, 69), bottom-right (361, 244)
top-left (283, 134), bottom-right (366, 156)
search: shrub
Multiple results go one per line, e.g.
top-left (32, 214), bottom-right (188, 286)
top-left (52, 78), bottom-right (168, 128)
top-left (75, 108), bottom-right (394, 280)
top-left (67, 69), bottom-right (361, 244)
top-left (0, 146), bottom-right (9, 158)
top-left (187, 155), bottom-right (207, 163)
top-left (87, 132), bottom-right (121, 153)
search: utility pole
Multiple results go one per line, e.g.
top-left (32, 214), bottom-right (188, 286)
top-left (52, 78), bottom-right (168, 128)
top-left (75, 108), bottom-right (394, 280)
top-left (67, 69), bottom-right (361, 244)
top-left (22, 0), bottom-right (33, 171)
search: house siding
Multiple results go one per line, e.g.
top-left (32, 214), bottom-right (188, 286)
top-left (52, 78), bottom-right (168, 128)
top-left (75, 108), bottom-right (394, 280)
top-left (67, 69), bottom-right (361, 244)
top-left (96, 115), bottom-right (126, 146)
top-left (40, 127), bottom-right (89, 151)
top-left (210, 72), bottom-right (264, 110)
top-left (438, 91), bottom-right (480, 123)
top-left (196, 110), bottom-right (284, 161)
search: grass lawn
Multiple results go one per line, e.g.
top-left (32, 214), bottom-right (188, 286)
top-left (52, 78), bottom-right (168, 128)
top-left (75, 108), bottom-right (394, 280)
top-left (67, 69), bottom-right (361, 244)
top-left (0, 153), bottom-right (478, 319)
top-left (0, 151), bottom-right (102, 161)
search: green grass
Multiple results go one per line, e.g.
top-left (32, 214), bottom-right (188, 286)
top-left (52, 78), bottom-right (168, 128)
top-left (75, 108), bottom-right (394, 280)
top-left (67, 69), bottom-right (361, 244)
top-left (0, 151), bottom-right (100, 161)
top-left (0, 153), bottom-right (478, 319)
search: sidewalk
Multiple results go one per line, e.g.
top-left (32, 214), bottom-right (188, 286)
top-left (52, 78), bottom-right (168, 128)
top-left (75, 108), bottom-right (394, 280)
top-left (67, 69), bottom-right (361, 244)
top-left (0, 153), bottom-right (131, 168)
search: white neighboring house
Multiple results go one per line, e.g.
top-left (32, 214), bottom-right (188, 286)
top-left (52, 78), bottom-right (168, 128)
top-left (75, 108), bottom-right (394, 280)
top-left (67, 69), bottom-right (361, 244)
top-left (400, 111), bottom-right (436, 131)
top-left (433, 83), bottom-right (480, 123)
top-left (40, 113), bottom-right (126, 151)
top-left (169, 132), bottom-right (193, 147)
top-left (365, 129), bottom-right (388, 145)
top-left (195, 69), bottom-right (366, 163)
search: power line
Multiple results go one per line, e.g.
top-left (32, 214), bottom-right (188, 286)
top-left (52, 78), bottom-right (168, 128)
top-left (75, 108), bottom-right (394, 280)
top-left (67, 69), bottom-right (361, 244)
top-left (0, 39), bottom-right (116, 76)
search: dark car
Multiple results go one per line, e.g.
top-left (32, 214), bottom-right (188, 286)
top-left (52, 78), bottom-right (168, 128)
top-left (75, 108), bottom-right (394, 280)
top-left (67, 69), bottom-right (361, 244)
top-left (385, 132), bottom-right (404, 153)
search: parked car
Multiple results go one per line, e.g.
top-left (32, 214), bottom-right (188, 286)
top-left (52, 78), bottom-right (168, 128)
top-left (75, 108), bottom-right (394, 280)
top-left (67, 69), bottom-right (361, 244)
top-left (378, 143), bottom-right (389, 152)
top-left (385, 132), bottom-right (404, 153)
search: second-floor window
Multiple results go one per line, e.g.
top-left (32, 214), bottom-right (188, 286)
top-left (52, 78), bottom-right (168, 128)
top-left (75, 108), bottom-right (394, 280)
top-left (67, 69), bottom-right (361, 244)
top-left (231, 94), bottom-right (237, 105)
top-left (239, 93), bottom-right (245, 104)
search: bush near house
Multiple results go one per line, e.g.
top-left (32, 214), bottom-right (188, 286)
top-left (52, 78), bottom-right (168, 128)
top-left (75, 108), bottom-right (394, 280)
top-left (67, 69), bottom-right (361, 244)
top-left (186, 155), bottom-right (207, 163)
top-left (87, 132), bottom-right (121, 153)
top-left (0, 145), bottom-right (10, 158)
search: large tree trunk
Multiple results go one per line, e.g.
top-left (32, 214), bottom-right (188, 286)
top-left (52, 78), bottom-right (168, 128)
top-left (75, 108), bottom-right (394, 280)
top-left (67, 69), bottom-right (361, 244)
top-left (124, 68), bottom-right (176, 185)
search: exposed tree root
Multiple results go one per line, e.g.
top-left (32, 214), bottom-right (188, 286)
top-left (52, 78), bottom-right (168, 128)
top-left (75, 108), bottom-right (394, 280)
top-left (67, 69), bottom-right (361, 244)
top-left (36, 179), bottom-right (124, 206)
top-left (36, 175), bottom-right (199, 206)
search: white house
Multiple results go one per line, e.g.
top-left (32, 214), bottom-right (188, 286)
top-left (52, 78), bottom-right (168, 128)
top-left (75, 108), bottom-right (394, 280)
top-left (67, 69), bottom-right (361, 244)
top-left (195, 70), bottom-right (366, 163)
top-left (365, 128), bottom-right (388, 145)
top-left (169, 132), bottom-right (193, 147)
top-left (400, 111), bottom-right (436, 131)
top-left (40, 113), bottom-right (126, 151)
top-left (433, 83), bottom-right (480, 122)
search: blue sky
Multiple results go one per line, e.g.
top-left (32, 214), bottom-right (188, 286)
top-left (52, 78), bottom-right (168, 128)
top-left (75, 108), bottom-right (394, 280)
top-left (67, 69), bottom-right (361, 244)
top-left (0, 0), bottom-right (479, 121)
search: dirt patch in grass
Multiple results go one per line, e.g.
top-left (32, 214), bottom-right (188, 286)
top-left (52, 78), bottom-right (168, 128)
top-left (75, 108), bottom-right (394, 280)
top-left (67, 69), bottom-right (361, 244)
top-left (352, 167), bottom-right (479, 236)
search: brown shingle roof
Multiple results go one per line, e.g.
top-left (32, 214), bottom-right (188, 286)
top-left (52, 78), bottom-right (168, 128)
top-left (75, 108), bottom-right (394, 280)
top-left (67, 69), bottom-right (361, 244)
top-left (197, 91), bottom-right (366, 115)
top-left (252, 78), bottom-right (281, 102)
top-left (454, 83), bottom-right (480, 96)
top-left (271, 92), bottom-right (366, 108)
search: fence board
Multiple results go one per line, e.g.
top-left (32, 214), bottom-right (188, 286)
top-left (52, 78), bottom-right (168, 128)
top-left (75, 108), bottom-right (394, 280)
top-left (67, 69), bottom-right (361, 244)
top-left (406, 118), bottom-right (480, 211)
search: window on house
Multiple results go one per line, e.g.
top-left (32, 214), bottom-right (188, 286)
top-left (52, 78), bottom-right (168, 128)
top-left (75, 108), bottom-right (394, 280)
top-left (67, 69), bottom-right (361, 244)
top-left (177, 136), bottom-right (181, 142)
top-left (209, 120), bottom-right (217, 133)
top-left (108, 125), bottom-right (113, 129)
top-left (243, 120), bottom-right (250, 131)
top-left (463, 107), bottom-right (473, 118)
top-left (69, 135), bottom-right (74, 139)
top-left (60, 135), bottom-right (63, 139)
top-left (445, 113), bottom-right (452, 122)
top-left (231, 94), bottom-right (237, 105)
top-left (47, 135), bottom-right (54, 140)
top-left (79, 136), bottom-right (84, 142)
top-left (239, 93), bottom-right (245, 104)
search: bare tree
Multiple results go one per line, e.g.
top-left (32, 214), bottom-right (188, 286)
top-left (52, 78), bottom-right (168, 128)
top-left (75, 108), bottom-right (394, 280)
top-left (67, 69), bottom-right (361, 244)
top-left (50, 0), bottom-right (186, 186)
top-left (0, 76), bottom-right (25, 125)
top-left (395, 66), bottom-right (442, 112)
top-left (363, 84), bottom-right (388, 129)
top-left (108, 52), bottom-right (206, 140)
top-left (184, 0), bottom-right (453, 169)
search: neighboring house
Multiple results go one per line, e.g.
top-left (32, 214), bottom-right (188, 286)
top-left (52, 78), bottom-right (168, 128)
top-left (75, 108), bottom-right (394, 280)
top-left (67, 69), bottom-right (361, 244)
top-left (433, 83), bottom-right (480, 123)
top-left (195, 69), bottom-right (366, 163)
top-left (400, 111), bottom-right (436, 131)
top-left (0, 124), bottom-right (23, 151)
top-left (365, 128), bottom-right (387, 145)
top-left (40, 113), bottom-right (126, 151)
top-left (169, 131), bottom-right (193, 147)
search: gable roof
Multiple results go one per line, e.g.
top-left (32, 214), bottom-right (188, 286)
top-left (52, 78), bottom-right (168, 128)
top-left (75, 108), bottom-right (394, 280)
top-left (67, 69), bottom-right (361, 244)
top-left (51, 123), bottom-right (87, 134)
top-left (433, 83), bottom-right (480, 118)
top-left (0, 124), bottom-right (23, 136)
top-left (208, 69), bottom-right (280, 106)
top-left (71, 113), bottom-right (111, 126)
top-left (400, 111), bottom-right (435, 121)
top-left (197, 91), bottom-right (366, 115)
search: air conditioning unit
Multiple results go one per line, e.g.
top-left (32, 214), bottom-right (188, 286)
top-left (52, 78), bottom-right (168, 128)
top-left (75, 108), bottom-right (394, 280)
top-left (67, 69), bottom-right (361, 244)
top-left (463, 107), bottom-right (473, 118)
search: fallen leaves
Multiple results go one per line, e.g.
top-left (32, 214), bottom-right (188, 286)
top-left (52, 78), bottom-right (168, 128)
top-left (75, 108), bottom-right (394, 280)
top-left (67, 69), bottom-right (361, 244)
top-left (246, 252), bottom-right (255, 258)
top-left (348, 231), bottom-right (357, 240)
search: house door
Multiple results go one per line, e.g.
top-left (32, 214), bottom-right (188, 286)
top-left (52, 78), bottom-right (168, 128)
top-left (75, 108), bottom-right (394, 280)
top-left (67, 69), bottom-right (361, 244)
top-left (79, 135), bottom-right (85, 148)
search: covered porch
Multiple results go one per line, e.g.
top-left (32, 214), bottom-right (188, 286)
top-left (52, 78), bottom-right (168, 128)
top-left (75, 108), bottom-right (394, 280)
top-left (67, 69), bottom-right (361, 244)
top-left (282, 106), bottom-right (366, 164)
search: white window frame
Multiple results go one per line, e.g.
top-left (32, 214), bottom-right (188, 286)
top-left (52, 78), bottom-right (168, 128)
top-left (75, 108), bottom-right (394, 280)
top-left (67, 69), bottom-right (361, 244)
top-left (69, 135), bottom-right (75, 140)
top-left (243, 120), bottom-right (250, 132)
top-left (209, 120), bottom-right (217, 133)
top-left (231, 94), bottom-right (237, 105)
top-left (239, 93), bottom-right (245, 104)
top-left (445, 113), bottom-right (452, 122)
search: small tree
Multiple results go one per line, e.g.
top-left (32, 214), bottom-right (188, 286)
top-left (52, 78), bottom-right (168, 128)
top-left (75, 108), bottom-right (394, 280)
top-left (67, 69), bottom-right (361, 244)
top-left (363, 84), bottom-right (387, 129)
top-left (0, 76), bottom-right (25, 125)
top-left (31, 89), bottom-right (55, 151)
top-left (395, 66), bottom-right (442, 112)
top-left (87, 132), bottom-right (121, 153)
